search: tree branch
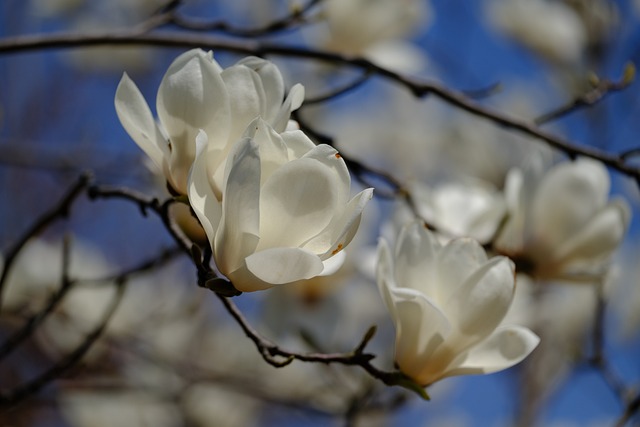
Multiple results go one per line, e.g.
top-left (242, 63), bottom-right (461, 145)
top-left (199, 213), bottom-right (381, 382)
top-left (0, 173), bottom-right (91, 310)
top-left (0, 32), bottom-right (637, 181)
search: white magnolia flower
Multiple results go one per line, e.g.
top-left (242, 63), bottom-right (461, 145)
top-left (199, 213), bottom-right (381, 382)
top-left (411, 180), bottom-right (507, 244)
top-left (487, 0), bottom-right (587, 63)
top-left (115, 49), bottom-right (304, 194)
top-left (376, 221), bottom-right (539, 386)
top-left (319, 0), bottom-right (431, 72)
top-left (494, 157), bottom-right (631, 282)
top-left (189, 119), bottom-right (373, 292)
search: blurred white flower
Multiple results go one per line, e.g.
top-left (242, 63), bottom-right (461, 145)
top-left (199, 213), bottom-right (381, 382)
top-left (319, 0), bottom-right (431, 72)
top-left (411, 180), bottom-right (507, 244)
top-left (487, 0), bottom-right (587, 63)
top-left (115, 49), bottom-right (304, 194)
top-left (376, 221), bottom-right (539, 386)
top-left (182, 383), bottom-right (260, 427)
top-left (189, 119), bottom-right (373, 292)
top-left (60, 391), bottom-right (181, 427)
top-left (494, 157), bottom-right (630, 282)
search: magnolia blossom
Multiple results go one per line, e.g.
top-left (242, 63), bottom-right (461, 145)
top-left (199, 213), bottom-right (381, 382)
top-left (319, 0), bottom-right (431, 72)
top-left (115, 49), bottom-right (304, 194)
top-left (376, 221), bottom-right (539, 386)
top-left (487, 0), bottom-right (587, 63)
top-left (494, 157), bottom-right (630, 282)
top-left (411, 180), bottom-right (506, 244)
top-left (189, 119), bottom-right (373, 292)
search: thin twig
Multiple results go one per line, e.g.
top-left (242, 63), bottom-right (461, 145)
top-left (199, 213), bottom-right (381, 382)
top-left (167, 0), bottom-right (323, 37)
top-left (587, 286), bottom-right (629, 403)
top-left (0, 238), bottom-right (75, 362)
top-left (215, 294), bottom-right (429, 399)
top-left (535, 65), bottom-right (635, 125)
top-left (0, 173), bottom-right (91, 310)
top-left (86, 184), bottom-right (192, 255)
top-left (0, 279), bottom-right (126, 408)
top-left (0, 32), bottom-right (637, 181)
top-left (304, 71), bottom-right (373, 105)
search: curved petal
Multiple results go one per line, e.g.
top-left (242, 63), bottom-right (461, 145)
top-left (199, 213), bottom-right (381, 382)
top-left (221, 64), bottom-right (266, 144)
top-left (443, 256), bottom-right (515, 339)
top-left (442, 325), bottom-right (539, 379)
top-left (244, 247), bottom-right (324, 286)
top-left (187, 132), bottom-right (222, 247)
top-left (272, 84), bottom-right (305, 133)
top-left (304, 188), bottom-right (373, 257)
top-left (280, 130), bottom-right (316, 160)
top-left (157, 49), bottom-right (230, 190)
top-left (531, 158), bottom-right (609, 252)
top-left (302, 145), bottom-right (352, 205)
top-left (394, 221), bottom-right (440, 296)
top-left (435, 238), bottom-right (488, 305)
top-left (246, 118), bottom-right (290, 181)
top-left (214, 138), bottom-right (261, 276)
top-left (114, 73), bottom-right (168, 170)
top-left (319, 250), bottom-right (346, 276)
top-left (494, 169), bottom-right (526, 254)
top-left (388, 287), bottom-right (451, 385)
top-left (257, 157), bottom-right (343, 249)
top-left (551, 198), bottom-right (630, 267)
top-left (236, 56), bottom-right (285, 124)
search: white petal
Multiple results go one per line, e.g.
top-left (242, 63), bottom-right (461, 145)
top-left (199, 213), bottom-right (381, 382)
top-left (443, 256), bottom-right (515, 339)
top-left (156, 49), bottom-right (230, 189)
top-left (435, 238), bottom-right (488, 305)
top-left (443, 326), bottom-right (539, 378)
top-left (388, 287), bottom-right (451, 384)
top-left (551, 198), bottom-right (631, 267)
top-left (245, 118), bottom-right (290, 181)
top-left (114, 73), bottom-right (168, 171)
top-left (257, 157), bottom-right (343, 249)
top-left (221, 64), bottom-right (266, 143)
top-left (244, 247), bottom-right (324, 285)
top-left (280, 129), bottom-right (317, 159)
top-left (304, 188), bottom-right (373, 257)
top-left (187, 132), bottom-right (222, 247)
top-left (236, 56), bottom-right (285, 124)
top-left (530, 158), bottom-right (610, 252)
top-left (214, 138), bottom-right (261, 276)
top-left (394, 221), bottom-right (440, 296)
top-left (272, 84), bottom-right (305, 133)
top-left (319, 250), bottom-right (346, 276)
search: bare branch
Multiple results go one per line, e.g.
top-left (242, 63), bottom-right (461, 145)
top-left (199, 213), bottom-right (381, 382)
top-left (0, 32), bottom-right (637, 181)
top-left (535, 64), bottom-right (635, 125)
top-left (215, 293), bottom-right (429, 400)
top-left (0, 173), bottom-right (91, 310)
top-left (0, 279), bottom-right (126, 408)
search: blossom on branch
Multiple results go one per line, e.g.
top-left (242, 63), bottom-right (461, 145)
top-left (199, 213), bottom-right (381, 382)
top-left (189, 119), bottom-right (373, 292)
top-left (376, 221), bottom-right (539, 386)
top-left (115, 48), bottom-right (304, 194)
top-left (494, 157), bottom-right (631, 282)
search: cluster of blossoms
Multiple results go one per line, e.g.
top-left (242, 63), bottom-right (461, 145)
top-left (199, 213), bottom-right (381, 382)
top-left (115, 49), bottom-right (372, 293)
top-left (115, 48), bottom-right (630, 392)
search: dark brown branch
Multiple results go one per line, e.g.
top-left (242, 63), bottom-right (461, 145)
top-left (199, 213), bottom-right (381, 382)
top-left (615, 392), bottom-right (640, 427)
top-left (304, 71), bottom-right (373, 105)
top-left (166, 0), bottom-right (323, 37)
top-left (0, 173), bottom-right (91, 310)
top-left (0, 238), bottom-right (74, 362)
top-left (0, 32), bottom-right (637, 181)
top-left (86, 184), bottom-right (192, 255)
top-left (586, 286), bottom-right (629, 403)
top-left (535, 65), bottom-right (635, 125)
top-left (0, 279), bottom-right (126, 408)
top-left (215, 293), bottom-right (429, 400)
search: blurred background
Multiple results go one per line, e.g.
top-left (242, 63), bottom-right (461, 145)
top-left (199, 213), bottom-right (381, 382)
top-left (0, 0), bottom-right (639, 426)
